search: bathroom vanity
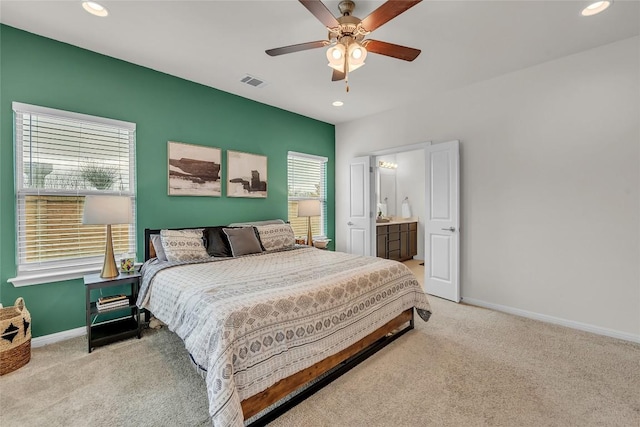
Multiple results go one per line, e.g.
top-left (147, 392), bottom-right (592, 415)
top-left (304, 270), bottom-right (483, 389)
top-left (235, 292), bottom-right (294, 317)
top-left (376, 220), bottom-right (417, 261)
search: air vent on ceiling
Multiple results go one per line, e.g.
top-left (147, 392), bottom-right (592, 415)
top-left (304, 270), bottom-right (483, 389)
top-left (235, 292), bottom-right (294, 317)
top-left (240, 74), bottom-right (268, 88)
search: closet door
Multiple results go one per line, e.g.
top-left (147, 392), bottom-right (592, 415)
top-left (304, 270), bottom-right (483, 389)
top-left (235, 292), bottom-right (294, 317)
top-left (425, 141), bottom-right (460, 302)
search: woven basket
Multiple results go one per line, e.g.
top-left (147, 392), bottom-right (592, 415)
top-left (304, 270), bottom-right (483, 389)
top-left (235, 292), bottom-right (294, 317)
top-left (0, 297), bottom-right (31, 375)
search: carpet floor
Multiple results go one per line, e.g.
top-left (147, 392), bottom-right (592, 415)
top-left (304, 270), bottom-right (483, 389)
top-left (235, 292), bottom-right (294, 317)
top-left (1, 263), bottom-right (638, 426)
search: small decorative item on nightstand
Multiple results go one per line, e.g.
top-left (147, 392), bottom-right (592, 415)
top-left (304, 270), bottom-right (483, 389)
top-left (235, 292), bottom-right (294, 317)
top-left (84, 271), bottom-right (141, 353)
top-left (120, 254), bottom-right (135, 272)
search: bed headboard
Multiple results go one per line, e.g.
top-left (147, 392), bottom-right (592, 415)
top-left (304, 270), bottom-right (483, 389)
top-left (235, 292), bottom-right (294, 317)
top-left (144, 228), bottom-right (161, 261)
top-left (144, 220), bottom-right (287, 261)
top-left (228, 219), bottom-right (285, 227)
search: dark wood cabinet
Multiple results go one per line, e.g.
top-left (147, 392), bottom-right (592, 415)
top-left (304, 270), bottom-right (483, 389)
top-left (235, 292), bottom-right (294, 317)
top-left (377, 222), bottom-right (417, 262)
top-left (377, 233), bottom-right (387, 258)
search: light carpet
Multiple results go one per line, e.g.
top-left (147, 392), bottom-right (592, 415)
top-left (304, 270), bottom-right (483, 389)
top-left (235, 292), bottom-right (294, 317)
top-left (1, 265), bottom-right (638, 426)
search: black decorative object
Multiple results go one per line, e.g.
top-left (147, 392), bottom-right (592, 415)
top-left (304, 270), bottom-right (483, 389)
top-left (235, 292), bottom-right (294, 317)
top-left (1, 323), bottom-right (19, 343)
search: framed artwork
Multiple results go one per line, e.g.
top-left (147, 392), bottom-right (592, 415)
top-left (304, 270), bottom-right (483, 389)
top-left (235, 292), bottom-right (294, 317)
top-left (168, 141), bottom-right (221, 196)
top-left (227, 150), bottom-right (267, 198)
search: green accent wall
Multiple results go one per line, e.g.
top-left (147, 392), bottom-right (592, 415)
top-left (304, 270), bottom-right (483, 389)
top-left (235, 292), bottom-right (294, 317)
top-left (0, 25), bottom-right (335, 337)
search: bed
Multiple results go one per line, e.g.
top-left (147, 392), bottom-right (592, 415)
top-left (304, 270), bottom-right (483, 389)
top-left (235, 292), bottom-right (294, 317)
top-left (137, 222), bottom-right (432, 426)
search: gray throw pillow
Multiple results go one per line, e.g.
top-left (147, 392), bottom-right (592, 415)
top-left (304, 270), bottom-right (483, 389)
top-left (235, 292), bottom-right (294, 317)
top-left (223, 227), bottom-right (263, 257)
top-left (150, 234), bottom-right (168, 262)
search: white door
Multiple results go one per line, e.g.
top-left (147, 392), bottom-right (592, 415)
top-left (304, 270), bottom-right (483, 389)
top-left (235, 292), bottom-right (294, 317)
top-left (425, 141), bottom-right (460, 302)
top-left (347, 156), bottom-right (374, 256)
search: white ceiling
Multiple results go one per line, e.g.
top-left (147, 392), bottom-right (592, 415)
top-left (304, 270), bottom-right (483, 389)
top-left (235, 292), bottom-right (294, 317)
top-left (1, 1), bottom-right (638, 125)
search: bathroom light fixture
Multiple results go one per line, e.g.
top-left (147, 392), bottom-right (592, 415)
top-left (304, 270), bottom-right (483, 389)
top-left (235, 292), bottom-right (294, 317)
top-left (581, 0), bottom-right (612, 16)
top-left (332, 101), bottom-right (344, 107)
top-left (379, 161), bottom-right (397, 169)
top-left (82, 1), bottom-right (108, 17)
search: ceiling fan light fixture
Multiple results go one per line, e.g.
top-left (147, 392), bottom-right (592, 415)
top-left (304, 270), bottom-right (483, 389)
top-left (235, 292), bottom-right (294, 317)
top-left (347, 42), bottom-right (367, 71)
top-left (350, 45), bottom-right (364, 60)
top-left (82, 1), bottom-right (108, 17)
top-left (327, 44), bottom-right (346, 72)
top-left (267, 0), bottom-right (422, 91)
top-left (581, 0), bottom-right (612, 16)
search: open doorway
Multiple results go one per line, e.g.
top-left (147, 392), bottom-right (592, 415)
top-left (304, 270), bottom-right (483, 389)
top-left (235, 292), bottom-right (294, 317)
top-left (373, 143), bottom-right (430, 265)
top-left (348, 141), bottom-right (460, 302)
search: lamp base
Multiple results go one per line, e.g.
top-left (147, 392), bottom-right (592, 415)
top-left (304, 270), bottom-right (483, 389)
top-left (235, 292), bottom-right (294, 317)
top-left (100, 224), bottom-right (119, 279)
top-left (307, 217), bottom-right (313, 247)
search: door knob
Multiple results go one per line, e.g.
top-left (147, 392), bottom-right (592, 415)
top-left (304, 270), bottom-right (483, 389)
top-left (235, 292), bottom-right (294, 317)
top-left (347, 222), bottom-right (354, 226)
top-left (441, 227), bottom-right (456, 232)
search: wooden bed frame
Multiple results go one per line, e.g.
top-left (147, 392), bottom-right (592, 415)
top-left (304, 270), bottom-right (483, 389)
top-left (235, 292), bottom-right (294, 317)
top-left (143, 227), bottom-right (416, 425)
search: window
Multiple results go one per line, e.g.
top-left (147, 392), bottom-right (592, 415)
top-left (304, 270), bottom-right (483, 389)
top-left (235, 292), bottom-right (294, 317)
top-left (11, 102), bottom-right (136, 286)
top-left (287, 152), bottom-right (328, 239)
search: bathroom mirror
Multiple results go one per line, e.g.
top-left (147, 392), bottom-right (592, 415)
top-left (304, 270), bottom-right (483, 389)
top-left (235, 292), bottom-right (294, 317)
top-left (376, 155), bottom-right (397, 217)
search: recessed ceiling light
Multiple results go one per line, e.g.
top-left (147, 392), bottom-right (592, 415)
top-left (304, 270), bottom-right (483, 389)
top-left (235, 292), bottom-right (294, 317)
top-left (332, 101), bottom-right (344, 107)
top-left (82, 1), bottom-right (108, 17)
top-left (581, 0), bottom-right (612, 16)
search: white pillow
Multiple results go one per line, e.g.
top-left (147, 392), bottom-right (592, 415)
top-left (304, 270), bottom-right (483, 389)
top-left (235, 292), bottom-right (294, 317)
top-left (255, 224), bottom-right (295, 252)
top-left (160, 229), bottom-right (209, 262)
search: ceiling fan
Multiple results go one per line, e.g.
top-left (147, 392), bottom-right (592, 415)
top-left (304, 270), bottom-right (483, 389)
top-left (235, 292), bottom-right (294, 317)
top-left (266, 0), bottom-right (422, 92)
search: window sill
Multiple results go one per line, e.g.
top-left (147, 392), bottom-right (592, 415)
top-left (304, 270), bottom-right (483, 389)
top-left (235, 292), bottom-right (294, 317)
top-left (8, 265), bottom-right (102, 287)
top-left (8, 261), bottom-right (143, 287)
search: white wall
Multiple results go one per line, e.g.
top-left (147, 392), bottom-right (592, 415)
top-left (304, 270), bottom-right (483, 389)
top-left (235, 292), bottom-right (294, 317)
top-left (335, 37), bottom-right (640, 340)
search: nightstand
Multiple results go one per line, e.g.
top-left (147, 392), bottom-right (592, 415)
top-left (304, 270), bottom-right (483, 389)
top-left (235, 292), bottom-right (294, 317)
top-left (84, 271), bottom-right (142, 353)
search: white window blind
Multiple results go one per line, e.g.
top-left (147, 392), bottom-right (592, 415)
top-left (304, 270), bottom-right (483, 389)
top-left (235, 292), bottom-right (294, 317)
top-left (12, 102), bottom-right (136, 283)
top-left (287, 151), bottom-right (328, 239)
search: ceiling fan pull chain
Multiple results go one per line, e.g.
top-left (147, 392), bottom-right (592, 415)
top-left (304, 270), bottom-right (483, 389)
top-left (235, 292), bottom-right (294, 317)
top-left (345, 56), bottom-right (349, 92)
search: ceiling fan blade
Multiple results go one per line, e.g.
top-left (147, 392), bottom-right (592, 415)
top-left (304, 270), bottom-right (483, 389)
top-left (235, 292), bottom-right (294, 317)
top-left (360, 0), bottom-right (422, 32)
top-left (299, 0), bottom-right (340, 28)
top-left (364, 40), bottom-right (421, 61)
top-left (332, 69), bottom-right (346, 81)
top-left (266, 40), bottom-right (328, 56)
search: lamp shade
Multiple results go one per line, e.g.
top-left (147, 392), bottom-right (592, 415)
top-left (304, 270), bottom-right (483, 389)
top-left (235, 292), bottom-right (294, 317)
top-left (82, 195), bottom-right (132, 225)
top-left (297, 200), bottom-right (321, 217)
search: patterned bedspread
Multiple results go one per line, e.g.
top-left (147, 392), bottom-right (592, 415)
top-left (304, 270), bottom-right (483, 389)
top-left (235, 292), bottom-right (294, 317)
top-left (137, 247), bottom-right (431, 427)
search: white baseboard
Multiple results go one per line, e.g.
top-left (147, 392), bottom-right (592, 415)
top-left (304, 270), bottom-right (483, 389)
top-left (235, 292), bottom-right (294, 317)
top-left (32, 326), bottom-right (86, 348)
top-left (462, 297), bottom-right (640, 344)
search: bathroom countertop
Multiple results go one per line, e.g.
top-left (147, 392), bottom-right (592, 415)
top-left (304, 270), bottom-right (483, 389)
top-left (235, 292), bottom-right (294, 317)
top-left (375, 218), bottom-right (418, 226)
